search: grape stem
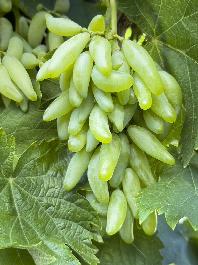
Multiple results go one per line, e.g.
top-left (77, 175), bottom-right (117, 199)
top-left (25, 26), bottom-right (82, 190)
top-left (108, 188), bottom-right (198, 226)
top-left (110, 0), bottom-right (117, 35)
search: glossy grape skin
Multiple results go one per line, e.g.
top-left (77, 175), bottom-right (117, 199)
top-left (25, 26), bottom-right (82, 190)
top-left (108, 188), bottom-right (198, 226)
top-left (69, 79), bottom-right (83, 107)
top-left (92, 84), bottom-right (114, 113)
top-left (68, 126), bottom-right (87, 152)
top-left (108, 100), bottom-right (124, 132)
top-left (143, 110), bottom-right (164, 135)
top-left (48, 32), bottom-right (64, 51)
top-left (21, 53), bottom-right (39, 69)
top-left (59, 65), bottom-right (73, 91)
top-left (119, 207), bottom-right (134, 244)
top-left (88, 15), bottom-right (105, 34)
top-left (86, 129), bottom-right (99, 153)
top-left (7, 36), bottom-right (23, 59)
top-left (86, 192), bottom-right (108, 216)
top-left (0, 17), bottom-right (13, 51)
top-left (142, 211), bottom-right (158, 236)
top-left (18, 16), bottom-right (29, 40)
top-left (57, 114), bottom-right (70, 140)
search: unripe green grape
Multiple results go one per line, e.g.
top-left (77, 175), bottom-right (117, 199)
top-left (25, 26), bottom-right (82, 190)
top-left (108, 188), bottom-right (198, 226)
top-left (21, 53), bottom-right (39, 69)
top-left (123, 103), bottom-right (137, 128)
top-left (108, 99), bottom-right (124, 132)
top-left (86, 129), bottom-right (99, 152)
top-left (117, 89), bottom-right (130, 105)
top-left (59, 65), bottom-right (73, 91)
top-left (68, 125), bottom-right (87, 152)
top-left (48, 32), bottom-right (64, 51)
top-left (36, 59), bottom-right (52, 81)
top-left (0, 17), bottom-right (13, 51)
top-left (28, 11), bottom-right (47, 48)
top-left (64, 149), bottom-right (92, 191)
top-left (128, 125), bottom-right (175, 165)
top-left (2, 55), bottom-right (37, 101)
top-left (57, 114), bottom-right (70, 140)
top-left (91, 66), bottom-right (133, 92)
top-left (18, 16), bottom-right (29, 40)
top-left (88, 15), bottom-right (105, 34)
top-left (112, 50), bottom-right (125, 70)
top-left (143, 110), bottom-right (164, 135)
top-left (43, 90), bottom-right (73, 121)
top-left (119, 207), bottom-right (134, 244)
top-left (86, 192), bottom-right (108, 216)
top-left (46, 14), bottom-right (82, 37)
top-left (110, 134), bottom-right (130, 188)
top-left (99, 134), bottom-right (121, 181)
top-left (122, 168), bottom-right (141, 218)
top-left (48, 32), bottom-right (90, 78)
top-left (106, 189), bottom-right (127, 236)
top-left (92, 84), bottom-right (114, 113)
top-left (0, 0), bottom-right (12, 13)
top-left (89, 105), bottom-right (112, 144)
top-left (32, 44), bottom-right (47, 58)
top-left (13, 33), bottom-right (32, 53)
top-left (88, 148), bottom-right (109, 204)
top-left (128, 89), bottom-right (138, 105)
top-left (122, 39), bottom-right (164, 95)
top-left (19, 96), bottom-right (29, 112)
top-left (142, 211), bottom-right (158, 236)
top-left (151, 92), bottom-right (177, 123)
top-left (54, 0), bottom-right (70, 14)
top-left (73, 51), bottom-right (93, 98)
top-left (89, 36), bottom-right (112, 76)
top-left (69, 79), bottom-right (83, 107)
top-left (7, 36), bottom-right (24, 59)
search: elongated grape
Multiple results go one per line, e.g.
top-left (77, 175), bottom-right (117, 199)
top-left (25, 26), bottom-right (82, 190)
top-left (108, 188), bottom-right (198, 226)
top-left (108, 100), bottom-right (124, 132)
top-left (57, 114), bottom-right (70, 140)
top-left (99, 134), bottom-right (121, 181)
top-left (151, 92), bottom-right (176, 123)
top-left (28, 11), bottom-right (46, 48)
top-left (88, 149), bottom-right (109, 204)
top-left (68, 92), bottom-right (94, 135)
top-left (68, 125), bottom-right (87, 152)
top-left (3, 55), bottom-right (37, 101)
top-left (36, 60), bottom-right (52, 81)
top-left (0, 0), bottom-right (12, 13)
top-left (91, 66), bottom-right (133, 92)
top-left (122, 40), bottom-right (164, 95)
top-left (64, 149), bottom-right (92, 191)
top-left (7, 36), bottom-right (23, 59)
top-left (54, 0), bottom-right (70, 14)
top-left (0, 17), bottom-right (13, 51)
top-left (86, 129), bottom-right (99, 152)
top-left (48, 32), bottom-right (90, 78)
top-left (19, 96), bottom-right (28, 112)
top-left (48, 32), bottom-right (64, 51)
top-left (128, 125), bottom-right (175, 165)
top-left (32, 44), bottom-right (47, 58)
top-left (21, 53), bottom-right (39, 69)
top-left (110, 134), bottom-right (130, 188)
top-left (88, 15), bottom-right (105, 34)
top-left (117, 89), bottom-right (130, 105)
top-left (86, 192), bottom-right (108, 216)
top-left (92, 84), bottom-right (114, 112)
top-left (123, 103), bottom-right (137, 128)
top-left (0, 64), bottom-right (23, 102)
top-left (122, 168), bottom-right (141, 218)
top-left (13, 33), bottom-right (32, 53)
top-left (129, 144), bottom-right (155, 186)
top-left (142, 211), bottom-right (158, 236)
top-left (69, 79), bottom-right (83, 107)
top-left (18, 16), bottom-right (29, 40)
top-left (143, 110), bottom-right (164, 134)
top-left (106, 189), bottom-right (127, 236)
top-left (112, 50), bottom-right (125, 70)
top-left (43, 90), bottom-right (73, 121)
top-left (89, 36), bottom-right (112, 76)
top-left (59, 65), bottom-right (73, 91)
top-left (128, 89), bottom-right (138, 105)
top-left (73, 51), bottom-right (93, 98)
top-left (89, 105), bottom-right (112, 144)
top-left (119, 207), bottom-right (134, 244)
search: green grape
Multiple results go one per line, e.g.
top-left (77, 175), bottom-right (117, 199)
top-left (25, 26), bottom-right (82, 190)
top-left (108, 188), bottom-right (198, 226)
top-left (89, 36), bottom-right (112, 76)
top-left (159, 70), bottom-right (182, 113)
top-left (57, 114), bottom-right (70, 140)
top-left (68, 92), bottom-right (94, 135)
top-left (129, 144), bottom-right (155, 186)
top-left (122, 40), bottom-right (164, 95)
top-left (117, 89), bottom-right (130, 105)
top-left (73, 51), bottom-right (93, 98)
top-left (13, 33), bottom-right (33, 53)
top-left (48, 32), bottom-right (90, 78)
top-left (112, 50), bottom-right (125, 70)
top-left (88, 148), bottom-right (109, 204)
top-left (122, 168), bottom-right (141, 218)
top-left (106, 189), bottom-right (127, 236)
top-left (89, 105), bottom-right (112, 144)
top-left (108, 99), bottom-right (124, 132)
top-left (92, 84), bottom-right (114, 113)
top-left (86, 192), bottom-right (108, 216)
top-left (133, 73), bottom-right (152, 110)
top-left (19, 96), bottom-right (28, 112)
top-left (0, 17), bottom-right (13, 51)
top-left (151, 92), bottom-right (177, 123)
top-left (128, 125), bottom-right (175, 165)
top-left (0, 0), bottom-right (12, 13)
top-left (54, 0), bottom-right (70, 14)
top-left (64, 149), bottom-right (92, 191)
top-left (48, 32), bottom-right (64, 51)
top-left (88, 15), bottom-right (105, 34)
top-left (46, 14), bottom-right (82, 37)
top-left (119, 207), bottom-right (134, 244)
top-left (142, 211), bottom-right (158, 236)
top-left (32, 44), bottom-right (47, 58)
top-left (91, 66), bottom-right (133, 92)
top-left (110, 134), bottom-right (130, 188)
top-left (143, 110), bottom-right (164, 135)
top-left (21, 53), bottom-right (39, 69)
top-left (68, 125), bottom-right (87, 152)
top-left (59, 65), bottom-right (73, 91)
top-left (128, 89), bottom-right (138, 105)
top-left (18, 16), bottom-right (29, 40)
top-left (43, 90), bottom-right (73, 121)
top-left (0, 64), bottom-right (23, 103)
top-left (36, 59), bottom-right (52, 81)
top-left (123, 103), bottom-right (137, 128)
top-left (28, 11), bottom-right (47, 48)
top-left (7, 36), bottom-right (23, 59)
top-left (2, 55), bottom-right (37, 101)
top-left (99, 134), bottom-right (121, 181)
top-left (69, 79), bottom-right (83, 107)
top-left (86, 129), bottom-right (99, 152)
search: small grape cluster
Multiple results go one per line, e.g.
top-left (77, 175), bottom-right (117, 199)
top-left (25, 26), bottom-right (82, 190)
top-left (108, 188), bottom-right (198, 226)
top-left (37, 10), bottom-right (182, 243)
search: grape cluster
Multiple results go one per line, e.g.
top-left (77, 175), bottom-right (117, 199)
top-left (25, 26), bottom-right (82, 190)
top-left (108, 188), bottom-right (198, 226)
top-left (36, 11), bottom-right (182, 243)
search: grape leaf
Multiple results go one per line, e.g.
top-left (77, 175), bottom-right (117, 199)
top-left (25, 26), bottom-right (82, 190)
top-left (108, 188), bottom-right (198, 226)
top-left (0, 129), bottom-right (101, 265)
top-left (0, 248), bottom-right (35, 265)
top-left (118, 0), bottom-right (198, 166)
top-left (138, 154), bottom-right (198, 231)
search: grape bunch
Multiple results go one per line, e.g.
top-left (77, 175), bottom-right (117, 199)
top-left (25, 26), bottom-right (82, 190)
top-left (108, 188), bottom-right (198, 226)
top-left (36, 9), bottom-right (182, 244)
